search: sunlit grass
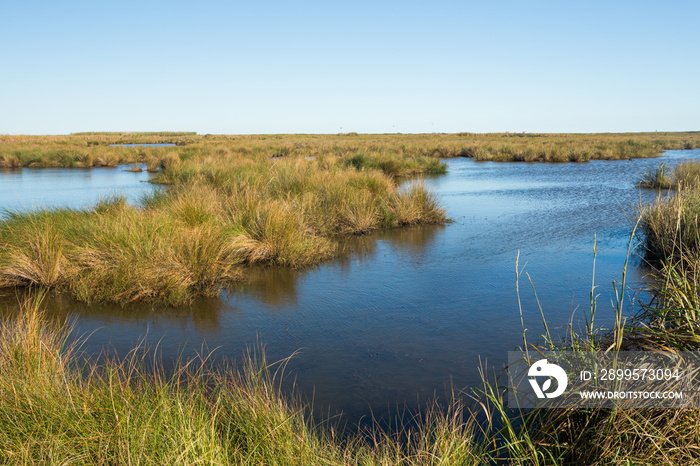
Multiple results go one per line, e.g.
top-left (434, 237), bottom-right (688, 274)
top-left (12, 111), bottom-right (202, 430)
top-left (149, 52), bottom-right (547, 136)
top-left (2, 131), bottom-right (700, 169)
top-left (0, 151), bottom-right (446, 304)
top-left (639, 161), bottom-right (700, 190)
top-left (4, 221), bottom-right (700, 464)
top-left (0, 295), bottom-right (491, 464)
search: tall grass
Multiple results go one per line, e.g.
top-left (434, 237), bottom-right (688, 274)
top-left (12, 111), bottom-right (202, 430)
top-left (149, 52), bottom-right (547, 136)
top-left (638, 165), bottom-right (700, 265)
top-left (568, 181), bottom-right (700, 463)
top-left (639, 161), bottom-right (700, 190)
top-left (0, 295), bottom-right (495, 464)
top-left (0, 153), bottom-right (447, 304)
top-left (480, 223), bottom-right (700, 464)
top-left (3, 204), bottom-right (700, 463)
top-left (637, 176), bottom-right (700, 350)
top-left (4, 230), bottom-right (699, 464)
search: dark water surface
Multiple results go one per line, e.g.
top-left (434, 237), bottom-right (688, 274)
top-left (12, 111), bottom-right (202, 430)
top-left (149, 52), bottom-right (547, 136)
top-left (2, 150), bottom-right (700, 425)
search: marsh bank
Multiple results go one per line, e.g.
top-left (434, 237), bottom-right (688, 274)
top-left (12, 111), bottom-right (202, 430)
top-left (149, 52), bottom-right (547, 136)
top-left (2, 149), bottom-right (699, 424)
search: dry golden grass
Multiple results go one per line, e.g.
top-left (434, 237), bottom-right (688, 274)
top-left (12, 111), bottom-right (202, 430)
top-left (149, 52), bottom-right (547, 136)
top-left (0, 147), bottom-right (446, 304)
top-left (2, 131), bottom-right (700, 169)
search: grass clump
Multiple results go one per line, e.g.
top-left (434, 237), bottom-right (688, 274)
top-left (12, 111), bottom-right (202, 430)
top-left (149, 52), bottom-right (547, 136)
top-left (638, 162), bottom-right (700, 263)
top-left (640, 161), bottom-right (700, 190)
top-left (638, 189), bottom-right (700, 262)
top-left (124, 163), bottom-right (143, 172)
top-left (640, 162), bottom-right (673, 189)
top-left (5, 225), bottom-right (700, 464)
top-left (0, 151), bottom-right (446, 304)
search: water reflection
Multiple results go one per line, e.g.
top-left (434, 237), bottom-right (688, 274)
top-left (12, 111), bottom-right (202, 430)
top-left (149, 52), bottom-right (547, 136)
top-left (0, 290), bottom-right (225, 337)
top-left (235, 266), bottom-right (301, 307)
top-left (0, 165), bottom-right (158, 216)
top-left (227, 225), bottom-right (445, 309)
top-left (1, 150), bottom-right (700, 427)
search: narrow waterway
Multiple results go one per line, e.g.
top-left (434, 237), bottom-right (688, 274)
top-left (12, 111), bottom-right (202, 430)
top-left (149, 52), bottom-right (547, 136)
top-left (1, 150), bottom-right (698, 425)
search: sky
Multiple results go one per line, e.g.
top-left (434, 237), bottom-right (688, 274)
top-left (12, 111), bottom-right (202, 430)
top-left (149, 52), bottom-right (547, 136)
top-left (1, 0), bottom-right (699, 134)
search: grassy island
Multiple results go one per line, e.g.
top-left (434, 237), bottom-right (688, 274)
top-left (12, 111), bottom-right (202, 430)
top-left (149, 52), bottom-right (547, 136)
top-left (0, 142), bottom-right (446, 304)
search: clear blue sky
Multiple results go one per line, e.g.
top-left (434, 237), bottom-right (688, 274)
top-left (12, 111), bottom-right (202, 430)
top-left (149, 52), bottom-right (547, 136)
top-left (2, 0), bottom-right (698, 134)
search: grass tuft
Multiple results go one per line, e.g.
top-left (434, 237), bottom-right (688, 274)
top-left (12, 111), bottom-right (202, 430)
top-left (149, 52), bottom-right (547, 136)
top-left (1, 148), bottom-right (447, 304)
top-left (640, 161), bottom-right (700, 190)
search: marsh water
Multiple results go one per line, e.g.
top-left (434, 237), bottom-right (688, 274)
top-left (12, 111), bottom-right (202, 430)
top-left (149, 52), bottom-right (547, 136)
top-left (0, 164), bottom-right (157, 216)
top-left (2, 150), bottom-right (700, 426)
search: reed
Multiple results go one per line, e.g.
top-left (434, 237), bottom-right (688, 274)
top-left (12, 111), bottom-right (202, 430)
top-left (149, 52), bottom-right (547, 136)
top-left (639, 161), bottom-right (700, 190)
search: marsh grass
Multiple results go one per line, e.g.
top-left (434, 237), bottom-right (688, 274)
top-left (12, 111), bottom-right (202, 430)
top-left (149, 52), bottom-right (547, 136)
top-left (0, 294), bottom-right (496, 464)
top-left (640, 163), bottom-right (673, 189)
top-left (3, 204), bottom-right (700, 464)
top-left (0, 151), bottom-right (447, 304)
top-left (640, 161), bottom-right (700, 190)
top-left (124, 163), bottom-right (143, 172)
top-left (2, 132), bottom-right (700, 170)
top-left (4, 231), bottom-right (699, 465)
top-left (3, 134), bottom-right (700, 461)
top-left (0, 296), bottom-right (334, 464)
top-left (637, 181), bottom-right (700, 349)
top-left (0, 290), bottom-right (621, 464)
top-left (481, 221), bottom-right (700, 465)
top-left (638, 186), bottom-right (700, 263)
top-left (538, 190), bottom-right (700, 463)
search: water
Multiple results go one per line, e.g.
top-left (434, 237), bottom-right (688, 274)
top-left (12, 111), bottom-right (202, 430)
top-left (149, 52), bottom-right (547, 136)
top-left (2, 150), bottom-right (700, 426)
top-left (0, 164), bottom-right (158, 216)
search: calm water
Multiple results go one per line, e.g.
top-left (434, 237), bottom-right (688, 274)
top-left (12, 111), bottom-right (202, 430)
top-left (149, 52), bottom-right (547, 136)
top-left (0, 165), bottom-right (158, 216)
top-left (2, 150), bottom-right (700, 425)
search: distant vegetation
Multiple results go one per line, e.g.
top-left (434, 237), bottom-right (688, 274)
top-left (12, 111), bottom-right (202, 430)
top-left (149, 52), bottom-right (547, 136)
top-left (2, 131), bottom-right (700, 169)
top-left (2, 131), bottom-right (700, 303)
top-left (70, 131), bottom-right (198, 136)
